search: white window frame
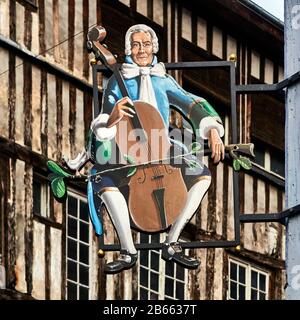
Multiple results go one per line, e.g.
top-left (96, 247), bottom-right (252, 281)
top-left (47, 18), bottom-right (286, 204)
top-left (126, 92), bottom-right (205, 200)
top-left (227, 257), bottom-right (270, 300)
top-left (66, 190), bottom-right (94, 300)
top-left (138, 233), bottom-right (189, 300)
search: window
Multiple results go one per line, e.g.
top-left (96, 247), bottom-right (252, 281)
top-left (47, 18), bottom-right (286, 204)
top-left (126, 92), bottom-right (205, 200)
top-left (66, 192), bottom-right (91, 300)
top-left (138, 233), bottom-right (188, 300)
top-left (33, 176), bottom-right (50, 218)
top-left (251, 139), bottom-right (285, 178)
top-left (270, 149), bottom-right (285, 177)
top-left (252, 142), bottom-right (265, 168)
top-left (228, 258), bottom-right (269, 300)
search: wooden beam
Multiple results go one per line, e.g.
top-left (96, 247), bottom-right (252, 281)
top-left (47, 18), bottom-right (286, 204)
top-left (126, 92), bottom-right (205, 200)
top-left (0, 35), bottom-right (94, 94)
top-left (226, 247), bottom-right (285, 270)
top-left (0, 156), bottom-right (9, 272)
top-left (24, 163), bottom-right (33, 294)
top-left (38, 0), bottom-right (46, 55)
top-left (0, 136), bottom-right (48, 171)
top-left (16, 0), bottom-right (38, 12)
top-left (33, 215), bottom-right (62, 230)
top-left (5, 159), bottom-right (16, 288)
top-left (0, 288), bottom-right (35, 300)
top-left (182, 0), bottom-right (283, 65)
top-left (68, 0), bottom-right (75, 71)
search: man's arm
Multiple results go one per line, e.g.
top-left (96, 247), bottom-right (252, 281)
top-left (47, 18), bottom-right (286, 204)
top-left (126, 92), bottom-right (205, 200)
top-left (165, 75), bottom-right (224, 163)
top-left (94, 76), bottom-right (135, 137)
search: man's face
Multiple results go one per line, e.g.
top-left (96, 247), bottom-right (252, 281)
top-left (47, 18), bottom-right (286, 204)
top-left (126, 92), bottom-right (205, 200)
top-left (130, 32), bottom-right (153, 67)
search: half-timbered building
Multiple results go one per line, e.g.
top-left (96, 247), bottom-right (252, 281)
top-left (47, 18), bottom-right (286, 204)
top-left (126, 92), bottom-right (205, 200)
top-left (0, 0), bottom-right (285, 300)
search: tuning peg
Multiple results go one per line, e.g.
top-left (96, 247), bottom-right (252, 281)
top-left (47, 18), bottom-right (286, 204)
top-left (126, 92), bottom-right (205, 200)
top-left (102, 43), bottom-right (108, 49)
top-left (114, 54), bottom-right (118, 59)
top-left (86, 41), bottom-right (93, 50)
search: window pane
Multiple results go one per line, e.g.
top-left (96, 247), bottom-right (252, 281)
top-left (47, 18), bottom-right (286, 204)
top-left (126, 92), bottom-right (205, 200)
top-left (253, 143), bottom-right (265, 167)
top-left (271, 150), bottom-right (285, 177)
top-left (68, 217), bottom-right (77, 239)
top-left (140, 287), bottom-right (148, 300)
top-left (67, 281), bottom-right (77, 300)
top-left (149, 292), bottom-right (158, 300)
top-left (239, 266), bottom-right (246, 284)
top-left (68, 238), bottom-right (77, 260)
top-left (80, 201), bottom-right (89, 222)
top-left (140, 250), bottom-right (149, 266)
top-left (259, 274), bottom-right (266, 291)
top-left (176, 281), bottom-right (184, 300)
top-left (239, 285), bottom-right (245, 300)
top-left (251, 271), bottom-right (258, 288)
top-left (165, 277), bottom-right (174, 297)
top-left (230, 262), bottom-right (237, 281)
top-left (80, 265), bottom-right (89, 286)
top-left (176, 265), bottom-right (184, 281)
top-left (251, 289), bottom-right (258, 300)
top-left (67, 194), bottom-right (90, 301)
top-left (68, 196), bottom-right (78, 217)
top-left (259, 292), bottom-right (266, 300)
top-left (140, 267), bottom-right (148, 287)
top-left (67, 260), bottom-right (77, 281)
top-left (165, 261), bottom-right (174, 277)
top-left (150, 272), bottom-right (159, 292)
top-left (151, 252), bottom-right (159, 271)
top-left (33, 180), bottom-right (41, 215)
top-left (79, 243), bottom-right (89, 265)
top-left (151, 234), bottom-right (160, 243)
top-left (230, 281), bottom-right (237, 300)
top-left (140, 233), bottom-right (149, 243)
top-left (80, 222), bottom-right (89, 243)
top-left (79, 286), bottom-right (89, 300)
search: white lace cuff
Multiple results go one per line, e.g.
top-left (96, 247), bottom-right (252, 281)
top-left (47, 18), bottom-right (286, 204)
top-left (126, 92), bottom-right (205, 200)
top-left (91, 113), bottom-right (117, 141)
top-left (198, 116), bottom-right (224, 139)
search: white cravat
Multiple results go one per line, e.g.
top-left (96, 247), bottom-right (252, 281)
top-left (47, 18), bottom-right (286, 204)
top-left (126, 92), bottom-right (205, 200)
top-left (121, 62), bottom-right (166, 109)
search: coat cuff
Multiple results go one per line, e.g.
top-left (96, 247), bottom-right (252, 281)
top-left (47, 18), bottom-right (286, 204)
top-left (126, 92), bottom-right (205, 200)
top-left (91, 113), bottom-right (117, 141)
top-left (198, 116), bottom-right (224, 139)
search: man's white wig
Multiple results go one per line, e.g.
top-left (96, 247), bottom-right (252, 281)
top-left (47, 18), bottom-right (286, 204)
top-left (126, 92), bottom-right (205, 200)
top-left (125, 24), bottom-right (159, 56)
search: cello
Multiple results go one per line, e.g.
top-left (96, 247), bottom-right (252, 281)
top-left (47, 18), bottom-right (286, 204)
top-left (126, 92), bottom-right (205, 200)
top-left (87, 26), bottom-right (188, 232)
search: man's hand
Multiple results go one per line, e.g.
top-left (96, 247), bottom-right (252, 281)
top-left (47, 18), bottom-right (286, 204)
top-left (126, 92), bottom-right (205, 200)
top-left (209, 128), bottom-right (225, 164)
top-left (107, 97), bottom-right (136, 128)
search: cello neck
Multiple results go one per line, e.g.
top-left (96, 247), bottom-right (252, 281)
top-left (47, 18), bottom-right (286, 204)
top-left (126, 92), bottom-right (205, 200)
top-left (110, 65), bottom-right (145, 134)
top-left (88, 26), bottom-right (145, 136)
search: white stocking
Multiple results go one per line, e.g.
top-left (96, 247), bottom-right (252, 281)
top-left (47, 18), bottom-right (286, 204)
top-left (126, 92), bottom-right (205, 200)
top-left (101, 191), bottom-right (137, 254)
top-left (166, 178), bottom-right (211, 244)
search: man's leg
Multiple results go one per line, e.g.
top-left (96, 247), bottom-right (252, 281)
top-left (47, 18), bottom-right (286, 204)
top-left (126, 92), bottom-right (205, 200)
top-left (100, 190), bottom-right (137, 273)
top-left (162, 177), bottom-right (211, 269)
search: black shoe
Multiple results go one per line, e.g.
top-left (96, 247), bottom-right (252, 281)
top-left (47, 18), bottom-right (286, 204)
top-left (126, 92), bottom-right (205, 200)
top-left (161, 242), bottom-right (200, 269)
top-left (104, 250), bottom-right (138, 274)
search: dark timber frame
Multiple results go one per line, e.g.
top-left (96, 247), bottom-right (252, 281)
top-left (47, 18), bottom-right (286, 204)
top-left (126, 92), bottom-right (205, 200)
top-left (92, 61), bottom-right (300, 252)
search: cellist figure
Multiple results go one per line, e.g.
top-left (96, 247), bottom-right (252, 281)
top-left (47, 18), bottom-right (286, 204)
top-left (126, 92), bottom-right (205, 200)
top-left (65, 24), bottom-right (225, 274)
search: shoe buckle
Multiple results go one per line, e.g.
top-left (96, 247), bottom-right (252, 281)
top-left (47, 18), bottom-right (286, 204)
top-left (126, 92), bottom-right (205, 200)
top-left (170, 243), bottom-right (182, 253)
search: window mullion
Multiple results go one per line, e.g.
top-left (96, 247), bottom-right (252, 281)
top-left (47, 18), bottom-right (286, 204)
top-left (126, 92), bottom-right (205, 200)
top-left (159, 233), bottom-right (165, 300)
top-left (246, 265), bottom-right (251, 300)
top-left (77, 198), bottom-right (80, 299)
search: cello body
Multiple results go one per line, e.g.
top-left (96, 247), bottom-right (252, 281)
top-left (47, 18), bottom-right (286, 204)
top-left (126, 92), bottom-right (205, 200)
top-left (116, 101), bottom-right (188, 232)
